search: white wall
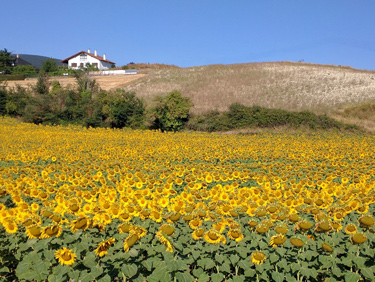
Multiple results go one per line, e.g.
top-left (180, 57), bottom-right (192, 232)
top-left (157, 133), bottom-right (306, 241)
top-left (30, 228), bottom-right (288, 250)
top-left (68, 53), bottom-right (111, 70)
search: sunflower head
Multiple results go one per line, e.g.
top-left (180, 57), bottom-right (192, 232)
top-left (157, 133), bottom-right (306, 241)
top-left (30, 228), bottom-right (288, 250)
top-left (322, 243), bottom-right (333, 252)
top-left (228, 229), bottom-right (244, 242)
top-left (269, 234), bottom-right (286, 248)
top-left (160, 224), bottom-right (175, 236)
top-left (55, 247), bottom-right (77, 266)
top-left (344, 223), bottom-right (357, 235)
top-left (250, 251), bottom-right (266, 265)
top-left (290, 237), bottom-right (305, 247)
top-left (359, 215), bottom-right (374, 228)
top-left (192, 228), bottom-right (204, 240)
top-left (351, 233), bottom-right (367, 245)
top-left (26, 224), bottom-right (42, 239)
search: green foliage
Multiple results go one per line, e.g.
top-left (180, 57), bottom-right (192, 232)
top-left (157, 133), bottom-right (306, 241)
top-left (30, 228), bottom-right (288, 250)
top-left (40, 58), bottom-right (59, 73)
top-left (34, 71), bottom-right (50, 95)
top-left (11, 65), bottom-right (37, 75)
top-left (106, 89), bottom-right (146, 129)
top-left (0, 48), bottom-right (13, 73)
top-left (187, 103), bottom-right (360, 132)
top-left (5, 85), bottom-right (30, 116)
top-left (0, 89), bottom-right (6, 116)
top-left (150, 90), bottom-right (193, 132)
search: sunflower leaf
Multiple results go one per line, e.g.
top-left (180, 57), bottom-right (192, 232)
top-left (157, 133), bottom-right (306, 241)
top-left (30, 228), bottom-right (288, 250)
top-left (121, 263), bottom-right (138, 278)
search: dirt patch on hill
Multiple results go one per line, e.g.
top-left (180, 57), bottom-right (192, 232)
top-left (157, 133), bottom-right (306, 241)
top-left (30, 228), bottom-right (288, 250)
top-left (4, 74), bottom-right (146, 91)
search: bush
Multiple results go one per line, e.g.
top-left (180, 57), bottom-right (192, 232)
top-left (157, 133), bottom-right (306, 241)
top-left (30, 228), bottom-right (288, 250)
top-left (0, 74), bottom-right (25, 81)
top-left (150, 90), bottom-right (193, 132)
top-left (0, 89), bottom-right (7, 116)
top-left (107, 90), bottom-right (145, 129)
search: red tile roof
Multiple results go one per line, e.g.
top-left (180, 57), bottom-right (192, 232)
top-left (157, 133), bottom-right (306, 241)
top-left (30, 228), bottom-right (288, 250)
top-left (60, 51), bottom-right (115, 65)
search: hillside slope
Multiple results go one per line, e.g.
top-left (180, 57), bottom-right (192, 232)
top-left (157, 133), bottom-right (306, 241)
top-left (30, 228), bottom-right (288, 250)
top-left (125, 62), bottom-right (375, 115)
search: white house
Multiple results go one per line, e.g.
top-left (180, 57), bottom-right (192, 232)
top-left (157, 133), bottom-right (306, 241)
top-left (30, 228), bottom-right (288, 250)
top-left (60, 49), bottom-right (115, 70)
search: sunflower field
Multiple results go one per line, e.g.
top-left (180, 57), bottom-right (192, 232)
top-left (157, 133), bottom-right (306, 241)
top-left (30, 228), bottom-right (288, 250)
top-left (1, 116), bottom-right (375, 282)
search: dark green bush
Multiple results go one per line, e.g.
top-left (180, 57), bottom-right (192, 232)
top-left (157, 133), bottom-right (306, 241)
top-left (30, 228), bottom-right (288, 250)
top-left (150, 90), bottom-right (193, 132)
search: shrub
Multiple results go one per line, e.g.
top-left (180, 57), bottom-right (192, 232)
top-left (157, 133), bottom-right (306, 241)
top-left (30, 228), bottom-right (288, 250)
top-left (150, 90), bottom-right (193, 132)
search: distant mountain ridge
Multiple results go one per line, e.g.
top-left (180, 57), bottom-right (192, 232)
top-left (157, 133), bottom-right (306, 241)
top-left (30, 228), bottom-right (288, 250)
top-left (13, 54), bottom-right (62, 69)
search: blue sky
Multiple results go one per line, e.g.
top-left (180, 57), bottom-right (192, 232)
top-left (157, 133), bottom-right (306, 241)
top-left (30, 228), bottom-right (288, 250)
top-left (3, 1), bottom-right (375, 69)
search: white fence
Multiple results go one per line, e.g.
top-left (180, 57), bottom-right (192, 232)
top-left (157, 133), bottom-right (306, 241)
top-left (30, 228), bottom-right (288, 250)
top-left (89, 69), bottom-right (137, 76)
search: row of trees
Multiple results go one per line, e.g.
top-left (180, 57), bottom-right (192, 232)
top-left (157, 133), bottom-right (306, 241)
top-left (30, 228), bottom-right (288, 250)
top-left (0, 70), bottom-right (193, 132)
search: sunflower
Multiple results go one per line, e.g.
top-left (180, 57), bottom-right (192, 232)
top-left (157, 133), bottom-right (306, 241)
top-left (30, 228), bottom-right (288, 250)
top-left (192, 228), bottom-right (204, 240)
top-left (55, 247), bottom-right (77, 266)
top-left (132, 226), bottom-right (147, 238)
top-left (290, 237), bottom-right (304, 247)
top-left (358, 215), bottom-right (374, 229)
top-left (150, 210), bottom-right (163, 223)
top-left (274, 224), bottom-right (288, 234)
top-left (330, 221), bottom-right (343, 232)
top-left (204, 230), bottom-right (226, 245)
top-left (3, 220), bottom-right (18, 234)
top-left (160, 224), bottom-right (175, 236)
top-left (250, 252), bottom-right (266, 265)
top-left (227, 229), bottom-right (244, 242)
top-left (155, 231), bottom-right (173, 253)
top-left (124, 233), bottom-right (139, 252)
top-left (70, 216), bottom-right (91, 232)
top-left (269, 234), bottom-right (286, 248)
top-left (295, 220), bottom-right (313, 232)
top-left (314, 221), bottom-right (332, 233)
top-left (25, 224), bottom-right (42, 239)
top-left (344, 224), bottom-right (357, 235)
top-left (189, 218), bottom-right (203, 230)
top-left (118, 222), bottom-right (133, 234)
top-left (40, 224), bottom-right (63, 239)
top-left (321, 243), bottom-right (333, 252)
top-left (95, 238), bottom-right (116, 257)
top-left (255, 224), bottom-right (269, 234)
top-left (351, 233), bottom-right (367, 245)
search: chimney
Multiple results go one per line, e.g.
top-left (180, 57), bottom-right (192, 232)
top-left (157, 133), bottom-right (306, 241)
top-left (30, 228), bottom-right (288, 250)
top-left (103, 54), bottom-right (106, 60)
top-left (88, 48), bottom-right (91, 53)
top-left (94, 50), bottom-right (97, 56)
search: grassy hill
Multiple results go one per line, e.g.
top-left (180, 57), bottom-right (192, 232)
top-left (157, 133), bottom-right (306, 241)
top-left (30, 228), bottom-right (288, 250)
top-left (122, 61), bottom-right (375, 131)
top-left (17, 54), bottom-right (62, 69)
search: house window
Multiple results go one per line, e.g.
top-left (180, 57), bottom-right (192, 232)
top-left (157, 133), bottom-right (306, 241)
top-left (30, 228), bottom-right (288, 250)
top-left (93, 63), bottom-right (98, 68)
top-left (71, 63), bottom-right (77, 67)
top-left (80, 63), bottom-right (84, 67)
top-left (80, 54), bottom-right (87, 62)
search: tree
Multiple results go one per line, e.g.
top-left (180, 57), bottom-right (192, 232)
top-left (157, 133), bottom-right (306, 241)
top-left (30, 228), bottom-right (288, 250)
top-left (150, 90), bottom-right (193, 132)
top-left (0, 88), bottom-right (7, 115)
top-left (34, 71), bottom-right (50, 95)
top-left (0, 48), bottom-right (13, 73)
top-left (40, 58), bottom-right (58, 73)
top-left (108, 89), bottom-right (145, 128)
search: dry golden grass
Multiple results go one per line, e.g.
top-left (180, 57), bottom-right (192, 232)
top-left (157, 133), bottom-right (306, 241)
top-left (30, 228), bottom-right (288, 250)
top-left (5, 74), bottom-right (146, 91)
top-left (124, 61), bottom-right (375, 116)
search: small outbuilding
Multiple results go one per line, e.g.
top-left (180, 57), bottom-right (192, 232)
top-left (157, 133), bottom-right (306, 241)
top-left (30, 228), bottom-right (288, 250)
top-left (60, 49), bottom-right (115, 70)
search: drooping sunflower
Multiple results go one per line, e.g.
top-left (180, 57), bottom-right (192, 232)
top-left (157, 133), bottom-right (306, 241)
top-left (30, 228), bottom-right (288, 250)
top-left (290, 237), bottom-right (305, 248)
top-left (159, 224), bottom-right (175, 236)
top-left (25, 224), bottom-right (42, 239)
top-left (118, 222), bottom-right (133, 234)
top-left (295, 220), bottom-right (313, 232)
top-left (124, 233), bottom-right (139, 252)
top-left (250, 251), bottom-right (266, 265)
top-left (269, 234), bottom-right (286, 248)
top-left (274, 224), bottom-right (288, 234)
top-left (321, 243), bottom-right (333, 252)
top-left (95, 238), bottom-right (116, 257)
top-left (192, 228), bottom-right (204, 240)
top-left (40, 224), bottom-right (63, 239)
top-left (70, 216), bottom-right (91, 233)
top-left (55, 247), bottom-right (77, 266)
top-left (358, 215), bottom-right (374, 229)
top-left (155, 231), bottom-right (173, 253)
top-left (344, 224), bottom-right (357, 235)
top-left (255, 224), bottom-right (269, 234)
top-left (351, 233), bottom-right (367, 245)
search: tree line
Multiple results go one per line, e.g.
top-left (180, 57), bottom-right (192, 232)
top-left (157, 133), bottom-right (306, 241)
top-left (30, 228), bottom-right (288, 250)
top-left (0, 70), bottom-right (193, 132)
